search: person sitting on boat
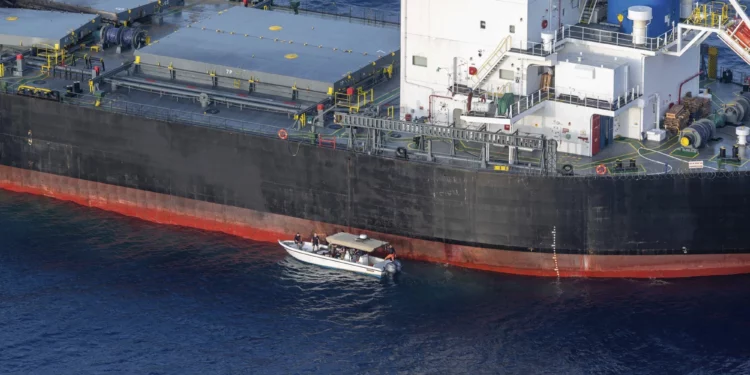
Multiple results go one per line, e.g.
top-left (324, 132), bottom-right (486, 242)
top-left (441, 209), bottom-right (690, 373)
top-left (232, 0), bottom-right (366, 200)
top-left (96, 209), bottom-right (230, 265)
top-left (294, 232), bottom-right (302, 248)
top-left (384, 245), bottom-right (396, 261)
top-left (312, 233), bottom-right (320, 252)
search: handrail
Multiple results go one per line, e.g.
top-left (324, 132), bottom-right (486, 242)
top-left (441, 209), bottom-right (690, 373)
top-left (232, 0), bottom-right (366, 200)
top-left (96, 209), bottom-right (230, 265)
top-left (471, 36), bottom-right (512, 90)
top-left (587, 0), bottom-right (599, 24)
top-left (334, 112), bottom-right (548, 150)
top-left (477, 36), bottom-right (511, 74)
top-left (579, 0), bottom-right (600, 24)
top-left (559, 24), bottom-right (676, 51)
top-left (473, 35), bottom-right (511, 90)
top-left (506, 86), bottom-right (644, 119)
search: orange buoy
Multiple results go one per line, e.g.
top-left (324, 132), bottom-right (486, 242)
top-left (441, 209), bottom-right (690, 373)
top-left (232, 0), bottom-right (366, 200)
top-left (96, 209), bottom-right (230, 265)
top-left (596, 164), bottom-right (607, 175)
top-left (278, 129), bottom-right (288, 140)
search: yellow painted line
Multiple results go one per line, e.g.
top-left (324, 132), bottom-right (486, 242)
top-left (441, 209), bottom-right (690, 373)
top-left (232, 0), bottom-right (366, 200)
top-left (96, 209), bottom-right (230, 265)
top-left (573, 136), bottom-right (680, 168)
top-left (708, 153), bottom-right (750, 167)
top-left (669, 148), bottom-right (699, 159)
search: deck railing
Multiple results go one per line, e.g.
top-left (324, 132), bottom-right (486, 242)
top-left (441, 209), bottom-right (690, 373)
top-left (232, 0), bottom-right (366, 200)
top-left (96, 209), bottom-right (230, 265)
top-left (507, 86), bottom-right (643, 118)
top-left (5, 87), bottom-right (749, 176)
top-left (509, 39), bottom-right (556, 57)
top-left (559, 24), bottom-right (676, 51)
top-left (266, 0), bottom-right (399, 26)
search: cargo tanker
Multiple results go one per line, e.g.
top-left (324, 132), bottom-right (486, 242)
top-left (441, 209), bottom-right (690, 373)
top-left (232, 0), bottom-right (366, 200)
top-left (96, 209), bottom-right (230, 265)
top-left (2, 0), bottom-right (750, 277)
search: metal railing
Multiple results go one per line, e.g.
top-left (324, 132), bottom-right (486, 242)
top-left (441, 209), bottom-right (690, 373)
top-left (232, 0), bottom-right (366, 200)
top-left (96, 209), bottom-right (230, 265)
top-left (0, 83), bottom-right (297, 138)
top-left (509, 39), bottom-right (556, 57)
top-left (471, 36), bottom-right (512, 90)
top-left (268, 0), bottom-right (399, 26)
top-left (6, 88), bottom-right (745, 177)
top-left (579, 0), bottom-right (600, 24)
top-left (558, 24), bottom-right (676, 51)
top-left (507, 86), bottom-right (643, 118)
top-left (684, 1), bottom-right (746, 28)
top-left (335, 113), bottom-right (548, 150)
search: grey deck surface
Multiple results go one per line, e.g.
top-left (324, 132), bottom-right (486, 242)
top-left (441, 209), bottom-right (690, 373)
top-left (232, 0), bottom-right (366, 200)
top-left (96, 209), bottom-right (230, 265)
top-left (45, 0), bottom-right (170, 22)
top-left (136, 6), bottom-right (399, 84)
top-left (556, 78), bottom-right (750, 175)
top-left (0, 8), bottom-right (100, 47)
top-left (51, 0), bottom-right (161, 13)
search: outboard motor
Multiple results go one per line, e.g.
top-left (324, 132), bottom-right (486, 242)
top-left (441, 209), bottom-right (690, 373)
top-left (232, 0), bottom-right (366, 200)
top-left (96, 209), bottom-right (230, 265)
top-left (385, 260), bottom-right (402, 274)
top-left (385, 262), bottom-right (398, 274)
top-left (393, 260), bottom-right (402, 272)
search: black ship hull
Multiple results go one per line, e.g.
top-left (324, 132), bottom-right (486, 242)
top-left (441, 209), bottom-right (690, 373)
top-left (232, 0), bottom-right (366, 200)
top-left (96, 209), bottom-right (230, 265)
top-left (2, 94), bottom-right (750, 278)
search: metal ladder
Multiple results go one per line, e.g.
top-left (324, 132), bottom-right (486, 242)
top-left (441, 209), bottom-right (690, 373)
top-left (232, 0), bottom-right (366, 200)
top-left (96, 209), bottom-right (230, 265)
top-left (471, 36), bottom-right (512, 92)
top-left (720, 0), bottom-right (750, 65)
top-left (681, 0), bottom-right (750, 64)
top-left (579, 0), bottom-right (599, 24)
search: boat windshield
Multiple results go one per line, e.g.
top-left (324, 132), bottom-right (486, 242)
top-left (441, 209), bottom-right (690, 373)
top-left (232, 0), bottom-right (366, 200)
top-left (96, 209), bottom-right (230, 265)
top-left (325, 232), bottom-right (387, 253)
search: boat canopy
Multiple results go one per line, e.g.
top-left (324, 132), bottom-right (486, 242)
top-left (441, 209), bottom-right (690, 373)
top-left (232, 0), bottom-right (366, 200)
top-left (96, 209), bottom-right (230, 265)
top-left (325, 232), bottom-right (388, 253)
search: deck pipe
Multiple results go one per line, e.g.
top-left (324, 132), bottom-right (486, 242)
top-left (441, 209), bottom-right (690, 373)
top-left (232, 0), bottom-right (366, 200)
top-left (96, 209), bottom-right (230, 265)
top-left (111, 78), bottom-right (301, 114)
top-left (113, 76), bottom-right (303, 112)
top-left (114, 76), bottom-right (302, 110)
top-left (678, 71), bottom-right (702, 104)
top-left (0, 49), bottom-right (33, 65)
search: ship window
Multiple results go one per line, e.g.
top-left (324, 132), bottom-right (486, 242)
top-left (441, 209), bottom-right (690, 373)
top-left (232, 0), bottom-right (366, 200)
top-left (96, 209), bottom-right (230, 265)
top-left (499, 69), bottom-right (514, 80)
top-left (509, 25), bottom-right (515, 33)
top-left (480, 21), bottom-right (486, 29)
top-left (412, 55), bottom-right (427, 67)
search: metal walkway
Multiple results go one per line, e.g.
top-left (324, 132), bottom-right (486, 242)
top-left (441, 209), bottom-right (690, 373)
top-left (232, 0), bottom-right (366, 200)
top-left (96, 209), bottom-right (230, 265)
top-left (672, 0), bottom-right (750, 65)
top-left (335, 113), bottom-right (547, 150)
top-left (334, 113), bottom-right (558, 175)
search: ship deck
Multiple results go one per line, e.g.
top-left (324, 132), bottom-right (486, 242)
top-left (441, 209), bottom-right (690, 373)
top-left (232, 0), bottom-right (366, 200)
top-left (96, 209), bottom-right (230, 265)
top-left (2, 0), bottom-right (750, 176)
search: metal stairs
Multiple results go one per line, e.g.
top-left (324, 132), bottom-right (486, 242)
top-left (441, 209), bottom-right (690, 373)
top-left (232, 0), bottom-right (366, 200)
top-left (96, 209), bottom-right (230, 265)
top-left (579, 0), bottom-right (599, 24)
top-left (719, 19), bottom-right (750, 64)
top-left (471, 36), bottom-right (511, 91)
top-left (675, 0), bottom-right (750, 64)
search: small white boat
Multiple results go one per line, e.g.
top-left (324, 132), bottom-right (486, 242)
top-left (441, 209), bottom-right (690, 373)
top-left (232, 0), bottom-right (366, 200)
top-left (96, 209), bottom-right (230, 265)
top-left (278, 232), bottom-right (402, 278)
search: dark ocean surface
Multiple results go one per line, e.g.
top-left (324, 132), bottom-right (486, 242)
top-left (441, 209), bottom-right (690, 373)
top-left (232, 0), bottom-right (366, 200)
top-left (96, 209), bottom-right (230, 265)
top-left (2, 192), bottom-right (750, 375)
top-left (3, 1), bottom-right (750, 374)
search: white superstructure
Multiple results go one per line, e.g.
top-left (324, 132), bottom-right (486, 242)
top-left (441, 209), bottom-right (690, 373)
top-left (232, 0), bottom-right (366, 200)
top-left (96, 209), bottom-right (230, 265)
top-left (399, 0), bottom-right (704, 156)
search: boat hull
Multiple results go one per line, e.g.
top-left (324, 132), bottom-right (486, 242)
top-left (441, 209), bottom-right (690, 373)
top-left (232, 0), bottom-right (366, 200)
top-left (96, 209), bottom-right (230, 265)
top-left (279, 241), bottom-right (385, 277)
top-left (3, 94), bottom-right (750, 278)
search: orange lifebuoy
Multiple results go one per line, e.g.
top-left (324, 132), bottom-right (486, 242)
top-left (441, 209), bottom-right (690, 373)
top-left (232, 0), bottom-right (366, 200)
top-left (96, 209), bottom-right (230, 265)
top-left (596, 164), bottom-right (607, 175)
top-left (278, 129), bottom-right (288, 140)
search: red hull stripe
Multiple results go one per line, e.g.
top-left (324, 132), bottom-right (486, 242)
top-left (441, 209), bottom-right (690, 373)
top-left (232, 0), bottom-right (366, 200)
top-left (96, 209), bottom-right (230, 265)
top-left (1, 165), bottom-right (750, 278)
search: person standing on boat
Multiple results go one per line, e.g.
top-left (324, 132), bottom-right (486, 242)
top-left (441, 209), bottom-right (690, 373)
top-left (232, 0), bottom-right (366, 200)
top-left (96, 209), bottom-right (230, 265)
top-left (385, 245), bottom-right (396, 261)
top-left (294, 232), bottom-right (302, 248)
top-left (312, 233), bottom-right (320, 252)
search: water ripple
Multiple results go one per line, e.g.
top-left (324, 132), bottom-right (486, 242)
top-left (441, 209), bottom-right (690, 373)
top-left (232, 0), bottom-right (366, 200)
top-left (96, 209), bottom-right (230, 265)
top-left (2, 189), bottom-right (750, 374)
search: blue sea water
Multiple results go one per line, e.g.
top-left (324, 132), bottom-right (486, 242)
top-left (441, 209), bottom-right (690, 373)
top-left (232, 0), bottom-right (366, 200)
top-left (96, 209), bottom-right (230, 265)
top-left (2, 194), bottom-right (750, 375)
top-left (3, 1), bottom-right (750, 374)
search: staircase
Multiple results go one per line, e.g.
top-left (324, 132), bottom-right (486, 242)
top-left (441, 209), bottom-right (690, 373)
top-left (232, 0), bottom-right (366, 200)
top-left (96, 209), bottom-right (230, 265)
top-left (579, 0), bottom-right (599, 24)
top-left (719, 20), bottom-right (750, 64)
top-left (471, 36), bottom-right (512, 92)
top-left (680, 0), bottom-right (750, 64)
